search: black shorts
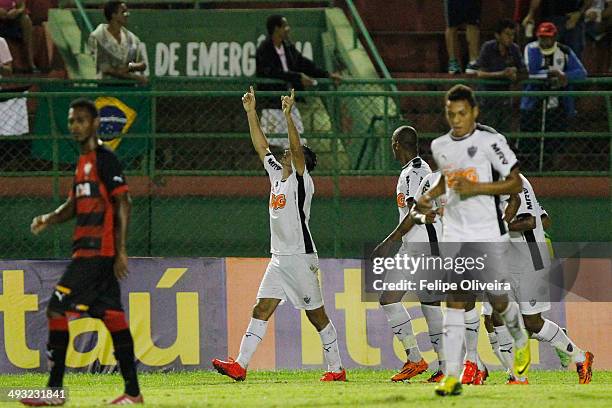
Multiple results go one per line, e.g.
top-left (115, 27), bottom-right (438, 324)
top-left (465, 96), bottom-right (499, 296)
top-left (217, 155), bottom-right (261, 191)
top-left (444, 0), bottom-right (481, 27)
top-left (0, 19), bottom-right (23, 40)
top-left (48, 257), bottom-right (123, 317)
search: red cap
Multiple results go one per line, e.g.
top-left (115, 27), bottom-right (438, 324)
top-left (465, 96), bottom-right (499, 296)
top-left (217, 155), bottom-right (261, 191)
top-left (537, 22), bottom-right (558, 37)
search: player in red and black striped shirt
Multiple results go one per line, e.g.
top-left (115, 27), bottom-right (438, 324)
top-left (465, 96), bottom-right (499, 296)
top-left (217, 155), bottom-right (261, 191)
top-left (24, 99), bottom-right (142, 406)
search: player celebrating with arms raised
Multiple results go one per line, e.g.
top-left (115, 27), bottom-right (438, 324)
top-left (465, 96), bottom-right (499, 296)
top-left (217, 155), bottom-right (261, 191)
top-left (212, 88), bottom-right (346, 382)
top-left (417, 85), bottom-right (530, 396)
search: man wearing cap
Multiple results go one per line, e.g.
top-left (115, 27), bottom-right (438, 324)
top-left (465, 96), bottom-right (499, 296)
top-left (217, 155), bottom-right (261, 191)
top-left (518, 21), bottom-right (587, 170)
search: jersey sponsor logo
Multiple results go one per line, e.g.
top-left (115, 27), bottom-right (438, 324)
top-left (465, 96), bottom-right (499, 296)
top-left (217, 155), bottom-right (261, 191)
top-left (303, 296), bottom-right (311, 304)
top-left (269, 193), bottom-right (287, 210)
top-left (523, 188), bottom-right (533, 210)
top-left (445, 167), bottom-right (478, 188)
top-left (491, 143), bottom-right (509, 165)
top-left (113, 175), bottom-right (124, 183)
top-left (467, 145), bottom-right (477, 158)
top-left (397, 192), bottom-right (407, 208)
top-left (84, 162), bottom-right (93, 176)
top-left (421, 180), bottom-right (431, 194)
top-left (267, 157), bottom-right (282, 171)
top-left (75, 182), bottom-right (92, 198)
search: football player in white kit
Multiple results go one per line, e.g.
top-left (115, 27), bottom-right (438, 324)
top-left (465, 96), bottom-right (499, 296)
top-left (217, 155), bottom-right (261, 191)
top-left (213, 87), bottom-right (346, 382)
top-left (482, 174), bottom-right (593, 384)
top-left (416, 84), bottom-right (531, 396)
top-left (371, 126), bottom-right (445, 383)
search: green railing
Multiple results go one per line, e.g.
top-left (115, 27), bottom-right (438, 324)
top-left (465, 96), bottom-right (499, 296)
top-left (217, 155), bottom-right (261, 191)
top-left (0, 76), bottom-right (609, 259)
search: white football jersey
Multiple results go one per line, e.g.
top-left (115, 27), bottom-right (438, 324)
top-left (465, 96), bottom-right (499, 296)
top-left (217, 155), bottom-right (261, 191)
top-left (431, 124), bottom-right (518, 241)
top-left (396, 157), bottom-right (433, 244)
top-left (413, 170), bottom-right (444, 242)
top-left (509, 174), bottom-right (550, 270)
top-left (264, 153), bottom-right (317, 255)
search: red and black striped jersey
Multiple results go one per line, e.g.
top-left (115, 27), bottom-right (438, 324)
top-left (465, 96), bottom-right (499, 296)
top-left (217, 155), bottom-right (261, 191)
top-left (70, 145), bottom-right (128, 258)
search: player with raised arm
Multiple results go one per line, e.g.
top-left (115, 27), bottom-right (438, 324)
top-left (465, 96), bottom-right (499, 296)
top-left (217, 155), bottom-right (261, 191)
top-left (212, 87), bottom-right (346, 382)
top-left (371, 126), bottom-right (445, 383)
top-left (22, 99), bottom-right (142, 406)
top-left (416, 84), bottom-right (531, 396)
top-left (484, 174), bottom-right (593, 384)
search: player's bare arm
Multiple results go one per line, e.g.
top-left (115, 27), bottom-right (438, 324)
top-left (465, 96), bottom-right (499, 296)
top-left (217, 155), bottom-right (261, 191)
top-left (30, 196), bottom-right (76, 235)
top-left (453, 166), bottom-right (522, 197)
top-left (371, 211), bottom-right (418, 259)
top-left (113, 192), bottom-right (132, 280)
top-left (508, 214), bottom-right (536, 232)
top-left (282, 89), bottom-right (306, 175)
top-left (541, 214), bottom-right (552, 230)
top-left (243, 85), bottom-right (270, 162)
top-left (416, 173), bottom-right (446, 213)
top-left (504, 193), bottom-right (521, 222)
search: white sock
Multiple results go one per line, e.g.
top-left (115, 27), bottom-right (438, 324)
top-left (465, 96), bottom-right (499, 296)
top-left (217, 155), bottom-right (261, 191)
top-left (319, 322), bottom-right (343, 372)
top-left (464, 308), bottom-right (480, 363)
top-left (421, 304), bottom-right (444, 371)
top-left (494, 325), bottom-right (515, 373)
top-left (382, 303), bottom-right (422, 362)
top-left (500, 302), bottom-right (528, 348)
top-left (236, 318), bottom-right (268, 368)
top-left (443, 308), bottom-right (465, 378)
top-left (532, 319), bottom-right (586, 363)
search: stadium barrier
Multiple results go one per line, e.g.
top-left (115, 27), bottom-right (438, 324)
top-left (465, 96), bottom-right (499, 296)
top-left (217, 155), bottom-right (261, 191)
top-left (0, 77), bottom-right (610, 260)
top-left (1, 258), bottom-right (611, 373)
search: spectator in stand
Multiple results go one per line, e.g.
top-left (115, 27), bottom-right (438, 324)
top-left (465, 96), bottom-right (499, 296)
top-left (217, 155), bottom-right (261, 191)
top-left (519, 22), bottom-right (587, 170)
top-left (443, 0), bottom-right (482, 74)
top-left (585, 0), bottom-right (612, 41)
top-left (521, 0), bottom-right (594, 60)
top-left (88, 1), bottom-right (146, 83)
top-left (0, 0), bottom-right (35, 73)
top-left (0, 35), bottom-right (12, 78)
top-left (256, 14), bottom-right (341, 146)
top-left (476, 19), bottom-right (527, 130)
top-left (256, 15), bottom-right (341, 93)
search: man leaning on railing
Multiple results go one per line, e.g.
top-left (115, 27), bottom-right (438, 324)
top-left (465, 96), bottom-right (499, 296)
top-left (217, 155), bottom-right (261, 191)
top-left (88, 1), bottom-right (147, 84)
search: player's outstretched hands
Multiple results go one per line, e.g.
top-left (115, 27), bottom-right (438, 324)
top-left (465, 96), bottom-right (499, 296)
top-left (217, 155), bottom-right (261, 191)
top-left (281, 89), bottom-right (295, 116)
top-left (114, 250), bottom-right (129, 280)
top-left (31, 214), bottom-right (49, 235)
top-left (242, 86), bottom-right (256, 113)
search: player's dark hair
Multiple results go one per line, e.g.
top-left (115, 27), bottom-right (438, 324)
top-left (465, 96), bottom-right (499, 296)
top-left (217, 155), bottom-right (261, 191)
top-left (392, 125), bottom-right (418, 153)
top-left (496, 18), bottom-right (516, 34)
top-left (446, 84), bottom-right (478, 108)
top-left (267, 14), bottom-right (285, 36)
top-left (104, 1), bottom-right (124, 22)
top-left (70, 98), bottom-right (99, 119)
top-left (302, 145), bottom-right (317, 172)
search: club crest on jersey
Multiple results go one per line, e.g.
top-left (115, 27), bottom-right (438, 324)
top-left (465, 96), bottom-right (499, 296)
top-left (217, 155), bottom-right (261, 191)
top-left (84, 162), bottom-right (92, 176)
top-left (270, 193), bottom-right (286, 210)
top-left (467, 146), bottom-right (477, 158)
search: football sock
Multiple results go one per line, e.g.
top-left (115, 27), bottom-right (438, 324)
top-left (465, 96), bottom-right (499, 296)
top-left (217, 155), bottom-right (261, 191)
top-left (443, 307), bottom-right (465, 378)
top-left (494, 325), bottom-right (515, 373)
top-left (47, 316), bottom-right (69, 388)
top-left (319, 322), bottom-right (343, 372)
top-left (421, 304), bottom-right (444, 370)
top-left (533, 319), bottom-right (586, 363)
top-left (382, 303), bottom-right (422, 362)
top-left (464, 308), bottom-right (480, 363)
top-left (500, 302), bottom-right (528, 348)
top-left (103, 310), bottom-right (140, 397)
top-left (236, 318), bottom-right (268, 368)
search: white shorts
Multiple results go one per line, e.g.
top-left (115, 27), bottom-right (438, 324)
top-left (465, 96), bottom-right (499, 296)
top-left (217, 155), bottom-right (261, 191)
top-left (508, 242), bottom-right (551, 315)
top-left (257, 253), bottom-right (324, 310)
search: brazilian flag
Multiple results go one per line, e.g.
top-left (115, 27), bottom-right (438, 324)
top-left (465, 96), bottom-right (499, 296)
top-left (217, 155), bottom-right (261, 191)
top-left (32, 82), bottom-right (150, 169)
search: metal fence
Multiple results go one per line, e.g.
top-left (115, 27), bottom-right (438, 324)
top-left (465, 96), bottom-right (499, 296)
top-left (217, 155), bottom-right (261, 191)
top-left (0, 77), bottom-right (610, 259)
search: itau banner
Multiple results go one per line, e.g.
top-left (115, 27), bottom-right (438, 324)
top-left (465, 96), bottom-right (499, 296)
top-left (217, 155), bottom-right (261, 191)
top-left (0, 258), bottom-right (226, 373)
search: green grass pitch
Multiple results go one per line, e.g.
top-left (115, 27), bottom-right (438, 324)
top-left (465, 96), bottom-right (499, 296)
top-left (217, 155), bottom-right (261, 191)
top-left (1, 370), bottom-right (611, 407)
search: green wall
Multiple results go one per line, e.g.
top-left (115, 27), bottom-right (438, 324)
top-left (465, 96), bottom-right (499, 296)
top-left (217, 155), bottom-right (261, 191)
top-left (2, 197), bottom-right (609, 259)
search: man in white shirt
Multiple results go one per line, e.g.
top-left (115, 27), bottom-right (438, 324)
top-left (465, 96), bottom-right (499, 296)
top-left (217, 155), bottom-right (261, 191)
top-left (212, 87), bottom-right (346, 382)
top-left (416, 84), bottom-right (531, 396)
